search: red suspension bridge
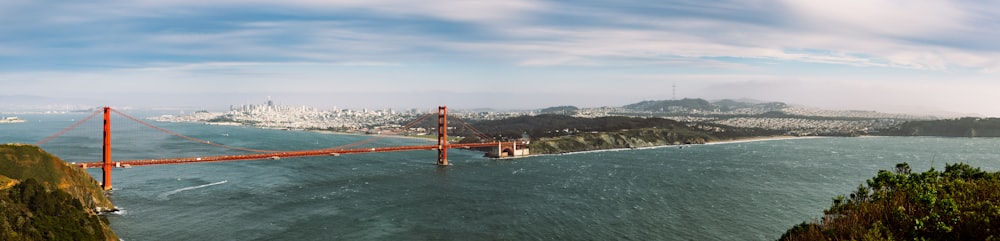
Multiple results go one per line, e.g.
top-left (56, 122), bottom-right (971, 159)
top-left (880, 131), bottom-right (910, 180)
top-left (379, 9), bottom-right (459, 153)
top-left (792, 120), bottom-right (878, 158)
top-left (36, 106), bottom-right (528, 191)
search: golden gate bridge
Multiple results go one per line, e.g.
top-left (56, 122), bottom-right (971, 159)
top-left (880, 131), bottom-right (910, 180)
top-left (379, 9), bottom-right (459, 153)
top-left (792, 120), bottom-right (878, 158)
top-left (35, 106), bottom-right (527, 191)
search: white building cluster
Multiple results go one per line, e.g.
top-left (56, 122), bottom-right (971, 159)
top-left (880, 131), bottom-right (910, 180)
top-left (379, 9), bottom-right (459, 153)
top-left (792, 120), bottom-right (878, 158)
top-left (151, 99), bottom-right (520, 134)
top-left (712, 117), bottom-right (903, 135)
top-left (151, 97), bottom-right (921, 137)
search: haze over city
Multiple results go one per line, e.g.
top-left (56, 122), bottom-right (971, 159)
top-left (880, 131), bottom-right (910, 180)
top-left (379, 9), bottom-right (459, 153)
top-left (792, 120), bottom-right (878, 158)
top-left (1, 1), bottom-right (998, 116)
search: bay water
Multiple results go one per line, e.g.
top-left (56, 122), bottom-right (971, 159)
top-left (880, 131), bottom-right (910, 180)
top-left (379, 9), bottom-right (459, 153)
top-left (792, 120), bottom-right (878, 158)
top-left (4, 113), bottom-right (1000, 240)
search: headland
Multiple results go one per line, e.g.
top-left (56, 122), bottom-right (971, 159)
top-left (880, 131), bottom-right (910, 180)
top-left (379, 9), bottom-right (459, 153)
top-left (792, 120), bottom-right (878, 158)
top-left (0, 143), bottom-right (118, 240)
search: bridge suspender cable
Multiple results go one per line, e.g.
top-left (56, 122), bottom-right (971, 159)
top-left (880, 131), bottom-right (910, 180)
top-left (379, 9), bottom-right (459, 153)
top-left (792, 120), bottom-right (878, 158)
top-left (448, 116), bottom-right (493, 140)
top-left (109, 109), bottom-right (281, 153)
top-left (35, 109), bottom-right (103, 146)
top-left (53, 106), bottom-right (523, 172)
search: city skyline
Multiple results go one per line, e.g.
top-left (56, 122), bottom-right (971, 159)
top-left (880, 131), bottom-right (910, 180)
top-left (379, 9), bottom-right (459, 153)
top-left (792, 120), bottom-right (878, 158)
top-left (1, 1), bottom-right (999, 116)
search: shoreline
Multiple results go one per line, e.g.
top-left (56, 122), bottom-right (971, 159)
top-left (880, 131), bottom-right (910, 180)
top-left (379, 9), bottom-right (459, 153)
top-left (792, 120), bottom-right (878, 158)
top-left (242, 124), bottom-right (827, 157)
top-left (307, 129), bottom-right (437, 143)
top-left (704, 135), bottom-right (827, 145)
top-left (540, 135), bottom-right (826, 157)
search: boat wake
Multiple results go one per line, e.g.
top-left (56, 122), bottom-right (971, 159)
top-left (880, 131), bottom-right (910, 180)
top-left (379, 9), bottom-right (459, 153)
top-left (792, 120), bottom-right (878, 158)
top-left (158, 180), bottom-right (228, 200)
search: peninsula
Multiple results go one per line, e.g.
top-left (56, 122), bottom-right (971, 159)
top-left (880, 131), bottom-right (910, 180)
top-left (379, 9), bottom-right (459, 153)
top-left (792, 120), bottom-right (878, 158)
top-left (150, 98), bottom-right (993, 155)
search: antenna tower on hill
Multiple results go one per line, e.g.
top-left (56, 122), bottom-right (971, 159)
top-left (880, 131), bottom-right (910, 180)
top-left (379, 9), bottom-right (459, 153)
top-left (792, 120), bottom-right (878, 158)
top-left (672, 83), bottom-right (677, 100)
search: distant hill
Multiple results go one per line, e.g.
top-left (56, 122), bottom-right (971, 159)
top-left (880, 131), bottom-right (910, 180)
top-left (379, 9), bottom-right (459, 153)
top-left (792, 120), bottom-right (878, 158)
top-left (468, 114), bottom-right (694, 139)
top-left (623, 98), bottom-right (715, 112)
top-left (713, 99), bottom-right (787, 112)
top-left (622, 98), bottom-right (788, 113)
top-left (880, 118), bottom-right (1000, 137)
top-left (537, 106), bottom-right (579, 115)
top-left (0, 144), bottom-right (118, 240)
top-left (0, 95), bottom-right (96, 112)
top-left (463, 114), bottom-right (783, 154)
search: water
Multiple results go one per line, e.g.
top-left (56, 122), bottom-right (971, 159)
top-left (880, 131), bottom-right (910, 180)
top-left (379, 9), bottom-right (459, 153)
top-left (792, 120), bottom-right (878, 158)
top-left (5, 114), bottom-right (1000, 240)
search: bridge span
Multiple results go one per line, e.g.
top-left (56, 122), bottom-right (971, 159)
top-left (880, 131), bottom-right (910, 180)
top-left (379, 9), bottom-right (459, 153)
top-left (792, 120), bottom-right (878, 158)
top-left (39, 106), bottom-right (528, 190)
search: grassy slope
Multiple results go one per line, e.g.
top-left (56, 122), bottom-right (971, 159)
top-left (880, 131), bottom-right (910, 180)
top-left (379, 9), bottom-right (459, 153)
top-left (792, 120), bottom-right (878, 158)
top-left (0, 144), bottom-right (114, 211)
top-left (0, 175), bottom-right (16, 190)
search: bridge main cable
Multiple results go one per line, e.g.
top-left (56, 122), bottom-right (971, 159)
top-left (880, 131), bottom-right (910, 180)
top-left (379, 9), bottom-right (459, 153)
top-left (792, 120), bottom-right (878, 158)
top-left (109, 108), bottom-right (281, 153)
top-left (75, 141), bottom-right (510, 168)
top-left (72, 106), bottom-right (523, 169)
top-left (36, 109), bottom-right (103, 146)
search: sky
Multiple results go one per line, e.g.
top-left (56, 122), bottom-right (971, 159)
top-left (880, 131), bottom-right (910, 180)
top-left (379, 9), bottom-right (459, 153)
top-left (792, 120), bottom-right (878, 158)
top-left (1, 0), bottom-right (999, 116)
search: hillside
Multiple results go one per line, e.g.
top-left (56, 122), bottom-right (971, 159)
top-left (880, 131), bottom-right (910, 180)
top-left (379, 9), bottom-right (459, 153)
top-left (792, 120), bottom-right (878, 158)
top-left (623, 98), bottom-right (716, 112)
top-left (528, 127), bottom-right (713, 154)
top-left (464, 114), bottom-right (782, 154)
top-left (537, 105), bottom-right (579, 115)
top-left (880, 117), bottom-right (1000, 137)
top-left (781, 163), bottom-right (1000, 240)
top-left (0, 144), bottom-right (118, 240)
top-left (0, 144), bottom-right (114, 211)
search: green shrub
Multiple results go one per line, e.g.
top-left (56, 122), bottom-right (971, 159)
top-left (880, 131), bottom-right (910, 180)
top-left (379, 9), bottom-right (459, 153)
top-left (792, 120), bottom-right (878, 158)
top-left (781, 163), bottom-right (1000, 240)
top-left (0, 178), bottom-right (108, 241)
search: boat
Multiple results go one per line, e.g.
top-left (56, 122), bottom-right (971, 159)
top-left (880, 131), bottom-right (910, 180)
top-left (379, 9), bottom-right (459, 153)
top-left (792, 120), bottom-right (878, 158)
top-left (0, 117), bottom-right (26, 123)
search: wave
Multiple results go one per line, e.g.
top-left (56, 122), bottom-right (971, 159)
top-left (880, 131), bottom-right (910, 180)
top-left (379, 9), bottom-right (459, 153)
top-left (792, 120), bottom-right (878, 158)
top-left (157, 180), bottom-right (228, 200)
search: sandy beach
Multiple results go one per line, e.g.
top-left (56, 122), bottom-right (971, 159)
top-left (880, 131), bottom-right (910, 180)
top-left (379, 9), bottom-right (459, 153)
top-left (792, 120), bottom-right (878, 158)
top-left (704, 136), bottom-right (826, 145)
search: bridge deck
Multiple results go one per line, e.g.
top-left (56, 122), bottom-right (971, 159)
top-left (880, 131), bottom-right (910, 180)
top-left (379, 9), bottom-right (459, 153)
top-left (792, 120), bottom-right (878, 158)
top-left (75, 142), bottom-right (519, 168)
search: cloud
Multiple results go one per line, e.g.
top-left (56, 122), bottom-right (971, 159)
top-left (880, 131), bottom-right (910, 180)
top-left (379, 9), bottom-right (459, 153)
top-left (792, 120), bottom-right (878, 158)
top-left (128, 0), bottom-right (544, 23)
top-left (4, 0), bottom-right (997, 72)
top-left (780, 0), bottom-right (966, 38)
top-left (487, 1), bottom-right (998, 71)
top-left (2, 0), bottom-right (1000, 115)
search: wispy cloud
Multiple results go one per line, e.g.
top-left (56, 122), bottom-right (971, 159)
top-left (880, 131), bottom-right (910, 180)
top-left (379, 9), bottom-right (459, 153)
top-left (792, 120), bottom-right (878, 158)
top-left (3, 0), bottom-right (996, 70)
top-left (1, 0), bottom-right (999, 115)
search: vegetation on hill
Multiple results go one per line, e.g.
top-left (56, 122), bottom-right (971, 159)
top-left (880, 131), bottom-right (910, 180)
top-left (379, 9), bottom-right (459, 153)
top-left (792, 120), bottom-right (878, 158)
top-left (624, 98), bottom-right (715, 112)
top-left (0, 144), bottom-right (114, 211)
top-left (621, 98), bottom-right (789, 113)
top-left (880, 117), bottom-right (1000, 137)
top-left (780, 163), bottom-right (1000, 240)
top-left (0, 144), bottom-right (118, 240)
top-left (537, 105), bottom-right (579, 115)
top-left (1, 178), bottom-right (112, 241)
top-left (468, 114), bottom-right (691, 139)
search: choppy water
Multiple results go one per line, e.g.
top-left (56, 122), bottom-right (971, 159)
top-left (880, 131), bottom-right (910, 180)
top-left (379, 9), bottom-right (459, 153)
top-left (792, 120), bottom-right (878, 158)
top-left (5, 113), bottom-right (1000, 240)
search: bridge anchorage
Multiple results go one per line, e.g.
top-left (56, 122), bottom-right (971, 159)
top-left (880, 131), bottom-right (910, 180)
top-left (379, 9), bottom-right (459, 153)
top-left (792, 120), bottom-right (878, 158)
top-left (43, 106), bottom-right (528, 191)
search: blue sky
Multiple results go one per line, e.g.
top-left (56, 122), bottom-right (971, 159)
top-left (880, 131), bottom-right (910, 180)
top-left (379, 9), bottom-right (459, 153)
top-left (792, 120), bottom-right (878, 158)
top-left (1, 0), bottom-right (999, 116)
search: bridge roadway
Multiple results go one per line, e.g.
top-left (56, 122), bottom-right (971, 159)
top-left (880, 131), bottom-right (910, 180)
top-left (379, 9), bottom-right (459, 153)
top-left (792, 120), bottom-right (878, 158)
top-left (74, 142), bottom-right (518, 169)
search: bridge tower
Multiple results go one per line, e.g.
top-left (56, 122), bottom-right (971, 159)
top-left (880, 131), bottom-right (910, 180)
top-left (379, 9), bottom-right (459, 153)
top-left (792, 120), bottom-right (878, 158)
top-left (102, 106), bottom-right (113, 190)
top-left (437, 106), bottom-right (449, 166)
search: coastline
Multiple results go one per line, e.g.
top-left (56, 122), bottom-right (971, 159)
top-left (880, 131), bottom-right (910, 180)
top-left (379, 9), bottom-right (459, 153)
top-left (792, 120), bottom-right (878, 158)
top-left (261, 125), bottom-right (821, 157)
top-left (704, 135), bottom-right (826, 145)
top-left (541, 135), bottom-right (824, 157)
top-left (307, 129), bottom-right (437, 143)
